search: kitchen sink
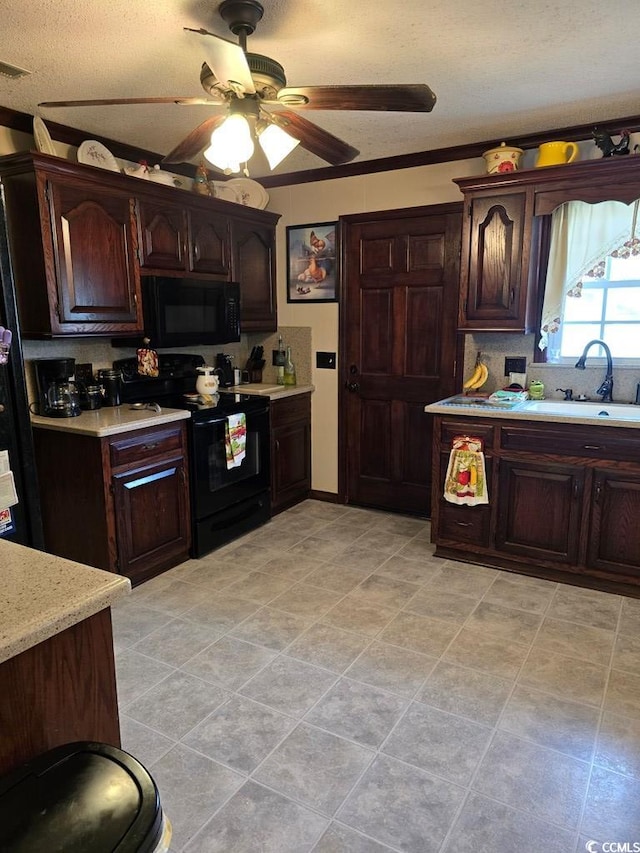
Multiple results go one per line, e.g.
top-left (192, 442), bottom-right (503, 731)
top-left (524, 400), bottom-right (640, 420)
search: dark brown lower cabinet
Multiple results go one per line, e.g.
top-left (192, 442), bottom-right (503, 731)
top-left (495, 458), bottom-right (584, 564)
top-left (271, 393), bottom-right (311, 514)
top-left (33, 420), bottom-right (191, 585)
top-left (587, 468), bottom-right (640, 577)
top-left (430, 415), bottom-right (640, 594)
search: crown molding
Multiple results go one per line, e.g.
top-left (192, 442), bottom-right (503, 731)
top-left (2, 104), bottom-right (640, 188)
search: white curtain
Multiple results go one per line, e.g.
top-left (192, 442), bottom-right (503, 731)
top-left (539, 200), bottom-right (639, 351)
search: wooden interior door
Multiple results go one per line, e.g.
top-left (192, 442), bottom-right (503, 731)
top-left (340, 203), bottom-right (462, 515)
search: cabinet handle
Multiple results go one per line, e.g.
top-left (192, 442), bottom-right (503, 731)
top-left (142, 442), bottom-right (160, 452)
top-left (509, 288), bottom-right (515, 305)
top-left (594, 480), bottom-right (602, 503)
top-left (275, 439), bottom-right (280, 454)
top-left (583, 444), bottom-right (601, 450)
top-left (573, 481), bottom-right (580, 500)
top-left (454, 521), bottom-right (473, 528)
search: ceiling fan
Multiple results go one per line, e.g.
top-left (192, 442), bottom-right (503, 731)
top-left (39, 0), bottom-right (437, 174)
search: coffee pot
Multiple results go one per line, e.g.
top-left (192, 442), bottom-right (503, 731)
top-left (33, 357), bottom-right (81, 418)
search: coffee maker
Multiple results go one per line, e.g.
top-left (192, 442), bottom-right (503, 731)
top-left (34, 358), bottom-right (82, 418)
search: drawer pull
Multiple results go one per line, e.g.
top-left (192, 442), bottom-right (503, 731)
top-left (454, 521), bottom-right (473, 528)
top-left (142, 442), bottom-right (160, 452)
top-left (583, 444), bottom-right (601, 450)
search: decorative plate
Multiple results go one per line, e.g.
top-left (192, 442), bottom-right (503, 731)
top-left (77, 140), bottom-right (120, 172)
top-left (227, 178), bottom-right (269, 209)
top-left (33, 117), bottom-right (55, 155)
top-left (210, 181), bottom-right (241, 203)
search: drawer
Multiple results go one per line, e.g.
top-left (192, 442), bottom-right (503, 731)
top-left (440, 420), bottom-right (495, 450)
top-left (437, 502), bottom-right (491, 546)
top-left (109, 424), bottom-right (185, 468)
top-left (500, 424), bottom-right (640, 462)
top-left (271, 393), bottom-right (311, 429)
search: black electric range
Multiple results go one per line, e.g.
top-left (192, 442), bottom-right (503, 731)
top-left (114, 354), bottom-right (266, 420)
top-left (113, 354), bottom-right (271, 557)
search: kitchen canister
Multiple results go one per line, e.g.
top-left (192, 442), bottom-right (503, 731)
top-left (482, 141), bottom-right (524, 174)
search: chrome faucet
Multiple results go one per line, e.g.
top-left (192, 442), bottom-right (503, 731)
top-left (574, 339), bottom-right (614, 402)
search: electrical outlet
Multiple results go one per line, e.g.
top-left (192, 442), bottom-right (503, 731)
top-left (504, 356), bottom-right (527, 377)
top-left (316, 351), bottom-right (336, 369)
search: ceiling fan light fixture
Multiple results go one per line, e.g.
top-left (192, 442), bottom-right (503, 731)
top-left (258, 122), bottom-right (300, 170)
top-left (203, 113), bottom-right (255, 173)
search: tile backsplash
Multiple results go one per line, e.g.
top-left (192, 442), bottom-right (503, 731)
top-left (464, 333), bottom-right (640, 403)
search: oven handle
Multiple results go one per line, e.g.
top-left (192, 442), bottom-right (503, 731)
top-left (192, 406), bottom-right (269, 430)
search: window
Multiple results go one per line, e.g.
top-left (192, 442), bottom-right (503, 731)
top-left (540, 199), bottom-right (640, 362)
top-left (551, 252), bottom-right (640, 359)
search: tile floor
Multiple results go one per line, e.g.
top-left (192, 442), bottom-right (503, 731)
top-left (112, 500), bottom-right (640, 853)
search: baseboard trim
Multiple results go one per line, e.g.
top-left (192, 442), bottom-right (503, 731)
top-left (309, 490), bottom-right (341, 504)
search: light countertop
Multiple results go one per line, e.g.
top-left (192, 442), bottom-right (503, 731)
top-left (228, 384), bottom-right (315, 399)
top-left (0, 538), bottom-right (130, 664)
top-left (31, 406), bottom-right (190, 437)
top-left (425, 396), bottom-right (640, 429)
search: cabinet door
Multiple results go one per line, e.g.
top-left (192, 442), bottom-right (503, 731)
top-left (112, 456), bottom-right (190, 585)
top-left (137, 201), bottom-right (187, 270)
top-left (232, 220), bottom-right (277, 331)
top-left (587, 468), bottom-right (640, 579)
top-left (495, 457), bottom-right (584, 564)
top-left (459, 191), bottom-right (529, 330)
top-left (47, 182), bottom-right (142, 333)
top-left (188, 209), bottom-right (231, 276)
top-left (271, 395), bottom-right (311, 513)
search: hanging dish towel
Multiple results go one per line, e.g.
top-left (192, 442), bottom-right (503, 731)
top-left (444, 435), bottom-right (489, 506)
top-left (225, 412), bottom-right (247, 470)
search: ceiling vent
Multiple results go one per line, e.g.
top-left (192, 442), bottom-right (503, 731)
top-left (0, 61), bottom-right (32, 80)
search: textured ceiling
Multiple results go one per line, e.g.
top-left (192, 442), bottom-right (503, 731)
top-left (1, 0), bottom-right (639, 178)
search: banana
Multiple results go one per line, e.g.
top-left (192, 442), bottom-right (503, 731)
top-left (463, 363), bottom-right (483, 390)
top-left (470, 362), bottom-right (489, 390)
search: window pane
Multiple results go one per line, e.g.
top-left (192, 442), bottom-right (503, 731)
top-left (563, 289), bottom-right (603, 321)
top-left (603, 325), bottom-right (638, 357)
top-left (609, 253), bottom-right (640, 280)
top-left (561, 324), bottom-right (602, 356)
top-left (606, 287), bottom-right (640, 320)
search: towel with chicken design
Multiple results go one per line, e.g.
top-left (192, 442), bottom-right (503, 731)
top-left (444, 435), bottom-right (489, 506)
top-left (225, 412), bottom-right (247, 470)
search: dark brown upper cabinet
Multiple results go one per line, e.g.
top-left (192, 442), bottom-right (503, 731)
top-left (232, 214), bottom-right (278, 332)
top-left (137, 200), bottom-right (187, 271)
top-left (0, 154), bottom-right (142, 336)
top-left (0, 152), bottom-right (280, 336)
top-left (454, 155), bottom-right (640, 335)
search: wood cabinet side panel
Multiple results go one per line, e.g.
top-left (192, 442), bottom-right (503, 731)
top-left (0, 609), bottom-right (120, 777)
top-left (33, 429), bottom-right (113, 570)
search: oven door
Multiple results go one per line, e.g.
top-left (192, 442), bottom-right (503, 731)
top-left (189, 405), bottom-right (270, 519)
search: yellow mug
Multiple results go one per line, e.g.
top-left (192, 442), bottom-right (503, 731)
top-left (535, 141), bottom-right (579, 168)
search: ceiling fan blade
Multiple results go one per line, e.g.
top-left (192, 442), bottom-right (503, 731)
top-left (185, 27), bottom-right (255, 95)
top-left (162, 115), bottom-right (227, 164)
top-left (38, 96), bottom-right (224, 108)
top-left (270, 111), bottom-right (359, 166)
top-left (277, 84), bottom-right (437, 112)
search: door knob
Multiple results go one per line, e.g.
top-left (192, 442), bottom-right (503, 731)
top-left (345, 381), bottom-right (360, 392)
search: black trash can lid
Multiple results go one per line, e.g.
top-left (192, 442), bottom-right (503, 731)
top-left (0, 741), bottom-right (164, 853)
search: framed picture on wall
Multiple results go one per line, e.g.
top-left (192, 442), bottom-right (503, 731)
top-left (286, 221), bottom-right (338, 303)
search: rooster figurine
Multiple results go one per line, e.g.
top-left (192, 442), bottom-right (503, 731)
top-left (593, 127), bottom-right (631, 157)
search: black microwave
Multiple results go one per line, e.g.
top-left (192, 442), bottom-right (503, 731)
top-left (140, 276), bottom-right (241, 348)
